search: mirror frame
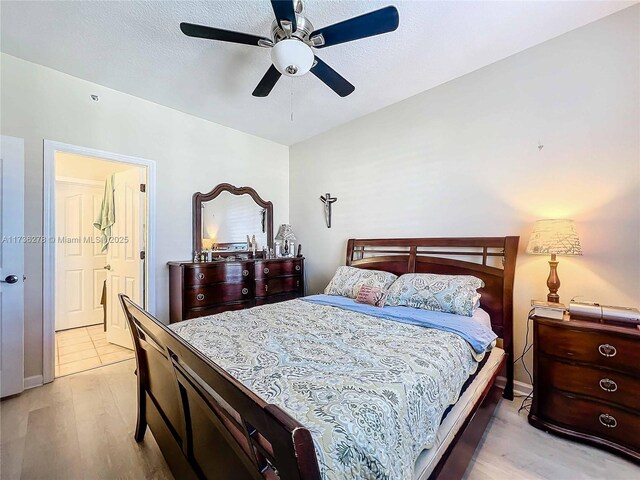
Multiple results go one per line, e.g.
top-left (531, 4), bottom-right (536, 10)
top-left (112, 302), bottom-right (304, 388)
top-left (192, 183), bottom-right (273, 253)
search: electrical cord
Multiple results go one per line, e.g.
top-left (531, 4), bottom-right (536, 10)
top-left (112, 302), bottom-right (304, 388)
top-left (513, 308), bottom-right (535, 414)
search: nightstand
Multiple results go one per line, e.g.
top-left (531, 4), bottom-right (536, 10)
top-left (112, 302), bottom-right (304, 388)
top-left (528, 315), bottom-right (640, 463)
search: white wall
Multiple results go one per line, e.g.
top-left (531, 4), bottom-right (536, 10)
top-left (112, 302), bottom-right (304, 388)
top-left (1, 53), bottom-right (289, 380)
top-left (289, 7), bottom-right (640, 384)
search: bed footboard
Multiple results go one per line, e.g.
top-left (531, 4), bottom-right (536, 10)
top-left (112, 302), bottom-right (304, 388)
top-left (119, 294), bottom-right (321, 480)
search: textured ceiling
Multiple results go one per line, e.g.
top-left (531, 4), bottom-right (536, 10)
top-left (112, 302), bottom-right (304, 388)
top-left (1, 1), bottom-right (634, 145)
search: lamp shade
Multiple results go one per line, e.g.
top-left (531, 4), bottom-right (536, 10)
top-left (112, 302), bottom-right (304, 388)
top-left (526, 219), bottom-right (582, 256)
top-left (271, 39), bottom-right (314, 77)
top-left (275, 224), bottom-right (296, 241)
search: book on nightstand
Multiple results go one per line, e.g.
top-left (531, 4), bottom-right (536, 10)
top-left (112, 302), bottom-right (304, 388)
top-left (531, 300), bottom-right (566, 320)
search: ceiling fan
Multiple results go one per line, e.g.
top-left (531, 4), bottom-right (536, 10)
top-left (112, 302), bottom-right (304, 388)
top-left (180, 0), bottom-right (399, 97)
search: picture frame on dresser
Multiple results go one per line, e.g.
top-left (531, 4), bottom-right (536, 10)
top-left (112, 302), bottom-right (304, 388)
top-left (528, 314), bottom-right (640, 463)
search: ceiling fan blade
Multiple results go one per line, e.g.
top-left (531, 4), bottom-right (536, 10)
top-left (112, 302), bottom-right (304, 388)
top-left (271, 0), bottom-right (297, 33)
top-left (311, 6), bottom-right (399, 48)
top-left (310, 56), bottom-right (355, 97)
top-left (180, 22), bottom-right (271, 46)
top-left (252, 65), bottom-right (282, 97)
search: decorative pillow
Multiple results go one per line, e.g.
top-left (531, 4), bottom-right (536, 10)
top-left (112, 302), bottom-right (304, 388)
top-left (355, 285), bottom-right (388, 308)
top-left (385, 273), bottom-right (484, 316)
top-left (324, 266), bottom-right (397, 299)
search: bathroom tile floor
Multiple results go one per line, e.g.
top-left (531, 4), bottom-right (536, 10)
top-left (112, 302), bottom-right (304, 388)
top-left (54, 324), bottom-right (134, 377)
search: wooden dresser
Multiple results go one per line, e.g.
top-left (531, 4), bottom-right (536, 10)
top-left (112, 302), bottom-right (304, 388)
top-left (168, 257), bottom-right (304, 323)
top-left (529, 315), bottom-right (640, 462)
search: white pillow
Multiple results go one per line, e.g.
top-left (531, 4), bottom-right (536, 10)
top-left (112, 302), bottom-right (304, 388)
top-left (324, 266), bottom-right (398, 299)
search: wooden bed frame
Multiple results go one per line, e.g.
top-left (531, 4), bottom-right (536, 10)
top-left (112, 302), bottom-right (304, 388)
top-left (119, 236), bottom-right (518, 480)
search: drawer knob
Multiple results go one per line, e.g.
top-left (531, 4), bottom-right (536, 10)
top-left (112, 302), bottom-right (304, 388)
top-left (197, 273), bottom-right (205, 280)
top-left (196, 293), bottom-right (205, 301)
top-left (242, 269), bottom-right (249, 277)
top-left (598, 413), bottom-right (617, 428)
top-left (265, 285), bottom-right (269, 292)
top-left (598, 344), bottom-right (617, 357)
top-left (599, 378), bottom-right (618, 393)
top-left (242, 288), bottom-right (249, 295)
top-left (295, 265), bottom-right (301, 271)
top-left (264, 267), bottom-right (270, 274)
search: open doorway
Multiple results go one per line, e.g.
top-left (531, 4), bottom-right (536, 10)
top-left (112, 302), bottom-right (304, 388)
top-left (43, 142), bottom-right (156, 382)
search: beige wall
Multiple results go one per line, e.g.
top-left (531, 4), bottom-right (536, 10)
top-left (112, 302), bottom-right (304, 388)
top-left (1, 53), bottom-right (289, 380)
top-left (56, 152), bottom-right (134, 182)
top-left (289, 7), bottom-right (640, 384)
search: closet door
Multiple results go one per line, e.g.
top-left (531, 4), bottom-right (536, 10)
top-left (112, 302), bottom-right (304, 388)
top-left (55, 181), bottom-right (105, 331)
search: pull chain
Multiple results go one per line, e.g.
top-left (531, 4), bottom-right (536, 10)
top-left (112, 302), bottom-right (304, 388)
top-left (290, 77), bottom-right (294, 122)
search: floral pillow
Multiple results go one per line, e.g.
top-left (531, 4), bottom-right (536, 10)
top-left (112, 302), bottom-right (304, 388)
top-left (385, 273), bottom-right (484, 317)
top-left (355, 285), bottom-right (388, 308)
top-left (324, 266), bottom-right (397, 299)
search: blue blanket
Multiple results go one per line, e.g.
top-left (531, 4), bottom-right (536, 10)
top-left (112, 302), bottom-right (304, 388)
top-left (302, 294), bottom-right (497, 353)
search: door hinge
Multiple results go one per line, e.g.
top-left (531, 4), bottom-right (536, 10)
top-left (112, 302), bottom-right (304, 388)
top-left (140, 251), bottom-right (146, 260)
top-left (140, 183), bottom-right (146, 193)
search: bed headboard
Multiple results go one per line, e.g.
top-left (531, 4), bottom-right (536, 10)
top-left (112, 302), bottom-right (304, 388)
top-left (346, 236), bottom-right (519, 399)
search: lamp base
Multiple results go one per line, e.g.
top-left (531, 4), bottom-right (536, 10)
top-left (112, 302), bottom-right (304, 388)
top-left (546, 253), bottom-right (561, 304)
top-left (547, 292), bottom-right (560, 303)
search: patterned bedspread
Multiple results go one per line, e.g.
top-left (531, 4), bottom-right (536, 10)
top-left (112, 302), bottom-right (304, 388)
top-left (169, 299), bottom-right (484, 480)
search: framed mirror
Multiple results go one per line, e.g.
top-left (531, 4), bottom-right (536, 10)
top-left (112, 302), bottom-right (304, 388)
top-left (193, 184), bottom-right (273, 254)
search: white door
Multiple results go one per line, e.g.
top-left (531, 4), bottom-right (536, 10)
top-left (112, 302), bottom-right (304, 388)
top-left (55, 181), bottom-right (106, 331)
top-left (106, 168), bottom-right (144, 349)
top-left (0, 136), bottom-right (25, 398)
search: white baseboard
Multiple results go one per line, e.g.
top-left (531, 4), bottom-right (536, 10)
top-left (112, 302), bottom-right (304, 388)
top-left (24, 375), bottom-right (44, 390)
top-left (496, 376), bottom-right (533, 396)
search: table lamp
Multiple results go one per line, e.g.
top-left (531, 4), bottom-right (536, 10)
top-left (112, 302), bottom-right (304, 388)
top-left (526, 219), bottom-right (582, 303)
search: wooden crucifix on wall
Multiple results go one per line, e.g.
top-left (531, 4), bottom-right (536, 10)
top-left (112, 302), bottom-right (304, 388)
top-left (320, 193), bottom-right (337, 228)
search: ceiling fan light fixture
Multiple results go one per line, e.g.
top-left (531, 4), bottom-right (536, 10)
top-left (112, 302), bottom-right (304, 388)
top-left (270, 39), bottom-right (314, 77)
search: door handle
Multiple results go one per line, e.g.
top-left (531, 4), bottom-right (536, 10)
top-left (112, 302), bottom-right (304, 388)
top-left (104, 265), bottom-right (112, 271)
top-left (1, 275), bottom-right (19, 284)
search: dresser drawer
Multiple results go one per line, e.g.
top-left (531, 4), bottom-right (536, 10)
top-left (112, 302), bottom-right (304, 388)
top-left (256, 277), bottom-right (301, 298)
top-left (184, 264), bottom-right (252, 287)
top-left (186, 284), bottom-right (254, 307)
top-left (538, 390), bottom-right (640, 452)
top-left (537, 323), bottom-right (640, 375)
top-left (540, 356), bottom-right (640, 411)
top-left (255, 293), bottom-right (300, 306)
top-left (183, 301), bottom-right (254, 320)
top-left (254, 259), bottom-right (302, 279)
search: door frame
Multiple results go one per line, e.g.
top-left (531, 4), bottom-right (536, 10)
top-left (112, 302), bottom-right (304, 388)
top-left (43, 140), bottom-right (157, 384)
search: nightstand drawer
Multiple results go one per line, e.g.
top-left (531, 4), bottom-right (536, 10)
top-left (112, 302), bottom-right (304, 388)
top-left (538, 390), bottom-right (640, 452)
top-left (540, 356), bottom-right (640, 411)
top-left (538, 323), bottom-right (640, 375)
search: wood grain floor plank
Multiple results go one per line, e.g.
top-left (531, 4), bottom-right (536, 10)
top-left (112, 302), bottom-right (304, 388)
top-left (464, 398), bottom-right (639, 479)
top-left (20, 404), bottom-right (83, 479)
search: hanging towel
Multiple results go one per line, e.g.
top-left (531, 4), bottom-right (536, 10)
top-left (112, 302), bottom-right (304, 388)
top-left (94, 174), bottom-right (115, 252)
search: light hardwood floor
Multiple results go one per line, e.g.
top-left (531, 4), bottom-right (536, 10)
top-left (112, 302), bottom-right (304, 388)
top-left (1, 359), bottom-right (637, 479)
